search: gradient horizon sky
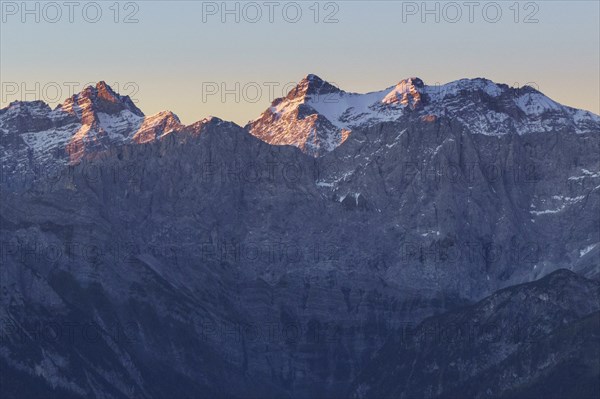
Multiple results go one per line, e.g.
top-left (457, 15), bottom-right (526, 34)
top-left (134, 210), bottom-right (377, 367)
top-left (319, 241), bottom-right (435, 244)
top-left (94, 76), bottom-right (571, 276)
top-left (1, 0), bottom-right (599, 125)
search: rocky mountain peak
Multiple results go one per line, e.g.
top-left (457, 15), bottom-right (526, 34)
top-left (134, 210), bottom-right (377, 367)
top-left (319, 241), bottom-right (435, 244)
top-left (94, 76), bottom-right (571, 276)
top-left (381, 77), bottom-right (425, 107)
top-left (58, 81), bottom-right (144, 118)
top-left (286, 74), bottom-right (341, 100)
top-left (3, 100), bottom-right (51, 114)
top-left (399, 77), bottom-right (425, 88)
top-left (1, 73), bottom-right (600, 399)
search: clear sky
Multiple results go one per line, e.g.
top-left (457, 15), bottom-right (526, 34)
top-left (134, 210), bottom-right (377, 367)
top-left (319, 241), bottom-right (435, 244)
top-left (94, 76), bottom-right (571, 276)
top-left (1, 1), bottom-right (599, 125)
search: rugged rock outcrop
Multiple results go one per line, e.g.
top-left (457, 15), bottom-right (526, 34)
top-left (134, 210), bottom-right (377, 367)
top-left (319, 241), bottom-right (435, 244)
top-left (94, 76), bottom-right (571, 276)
top-left (350, 269), bottom-right (600, 399)
top-left (1, 77), bottom-right (598, 398)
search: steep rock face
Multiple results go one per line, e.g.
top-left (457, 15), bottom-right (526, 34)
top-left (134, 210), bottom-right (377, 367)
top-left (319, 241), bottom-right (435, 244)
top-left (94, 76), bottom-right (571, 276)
top-left (247, 75), bottom-right (600, 156)
top-left (131, 111), bottom-right (181, 144)
top-left (1, 78), bottom-right (599, 398)
top-left (0, 82), bottom-right (182, 180)
top-left (2, 123), bottom-right (461, 398)
top-left (58, 80), bottom-right (144, 119)
top-left (247, 75), bottom-right (350, 156)
top-left (349, 269), bottom-right (600, 399)
top-left (313, 116), bottom-right (600, 289)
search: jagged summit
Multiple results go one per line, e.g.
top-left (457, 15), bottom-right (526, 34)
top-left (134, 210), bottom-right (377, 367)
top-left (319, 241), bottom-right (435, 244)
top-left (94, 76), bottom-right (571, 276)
top-left (2, 75), bottom-right (599, 165)
top-left (247, 75), bottom-right (600, 156)
top-left (381, 77), bottom-right (425, 106)
top-left (0, 81), bottom-right (249, 167)
top-left (301, 73), bottom-right (331, 86)
top-left (0, 81), bottom-right (183, 164)
top-left (286, 73), bottom-right (342, 100)
top-left (179, 116), bottom-right (235, 135)
top-left (2, 75), bottom-right (599, 399)
top-left (57, 81), bottom-right (144, 117)
top-left (5, 99), bottom-right (50, 110)
top-left (396, 77), bottom-right (424, 87)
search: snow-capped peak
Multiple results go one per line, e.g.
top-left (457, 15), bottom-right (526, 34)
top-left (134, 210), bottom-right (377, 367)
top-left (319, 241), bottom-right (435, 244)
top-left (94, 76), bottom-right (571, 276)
top-left (3, 100), bottom-right (51, 113)
top-left (3, 75), bottom-right (599, 168)
top-left (57, 81), bottom-right (144, 118)
top-left (0, 81), bottom-right (188, 167)
top-left (381, 77), bottom-right (424, 107)
top-left (247, 75), bottom-right (600, 157)
top-left (286, 73), bottom-right (342, 101)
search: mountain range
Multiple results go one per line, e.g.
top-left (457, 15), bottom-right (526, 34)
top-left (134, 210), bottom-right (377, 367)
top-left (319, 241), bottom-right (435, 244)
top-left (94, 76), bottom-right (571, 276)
top-left (1, 75), bottom-right (599, 398)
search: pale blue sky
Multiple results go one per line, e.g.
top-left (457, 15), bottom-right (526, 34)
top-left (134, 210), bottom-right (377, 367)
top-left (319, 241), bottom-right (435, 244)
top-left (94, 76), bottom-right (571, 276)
top-left (1, 1), bottom-right (599, 125)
